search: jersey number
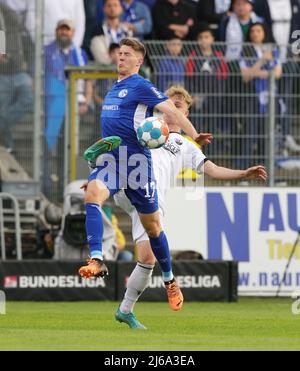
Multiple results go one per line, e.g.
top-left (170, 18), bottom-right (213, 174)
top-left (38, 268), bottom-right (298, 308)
top-left (144, 182), bottom-right (156, 199)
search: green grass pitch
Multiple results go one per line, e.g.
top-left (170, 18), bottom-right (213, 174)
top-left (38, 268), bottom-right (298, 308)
top-left (0, 299), bottom-right (299, 351)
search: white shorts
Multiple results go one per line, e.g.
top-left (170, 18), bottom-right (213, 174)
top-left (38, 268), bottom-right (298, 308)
top-left (114, 190), bottom-right (164, 244)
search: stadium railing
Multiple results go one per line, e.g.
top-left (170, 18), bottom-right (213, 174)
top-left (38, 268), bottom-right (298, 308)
top-left (0, 1), bottom-right (36, 183)
top-left (0, 193), bottom-right (22, 260)
top-left (144, 41), bottom-right (300, 188)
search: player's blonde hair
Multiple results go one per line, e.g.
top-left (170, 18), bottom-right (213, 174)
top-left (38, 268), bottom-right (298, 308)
top-left (165, 85), bottom-right (193, 110)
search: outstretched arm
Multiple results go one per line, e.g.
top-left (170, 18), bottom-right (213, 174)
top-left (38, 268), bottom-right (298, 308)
top-left (204, 161), bottom-right (268, 182)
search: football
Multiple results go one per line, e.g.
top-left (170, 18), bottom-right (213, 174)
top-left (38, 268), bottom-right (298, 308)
top-left (137, 117), bottom-right (169, 149)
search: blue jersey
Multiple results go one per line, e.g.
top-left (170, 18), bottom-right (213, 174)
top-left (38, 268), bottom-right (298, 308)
top-left (101, 74), bottom-right (168, 153)
top-left (89, 74), bottom-right (167, 214)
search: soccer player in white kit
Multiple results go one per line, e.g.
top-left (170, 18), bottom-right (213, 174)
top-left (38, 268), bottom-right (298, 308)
top-left (114, 85), bottom-right (268, 329)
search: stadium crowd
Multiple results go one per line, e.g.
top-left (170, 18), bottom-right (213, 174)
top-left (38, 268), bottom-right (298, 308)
top-left (1, 0), bottom-right (300, 194)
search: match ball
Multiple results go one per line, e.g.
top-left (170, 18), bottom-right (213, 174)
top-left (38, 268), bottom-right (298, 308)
top-left (137, 117), bottom-right (169, 149)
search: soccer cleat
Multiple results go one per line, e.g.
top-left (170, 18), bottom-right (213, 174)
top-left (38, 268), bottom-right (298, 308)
top-left (83, 136), bottom-right (122, 162)
top-left (115, 308), bottom-right (147, 329)
top-left (78, 258), bottom-right (109, 279)
top-left (165, 279), bottom-right (184, 311)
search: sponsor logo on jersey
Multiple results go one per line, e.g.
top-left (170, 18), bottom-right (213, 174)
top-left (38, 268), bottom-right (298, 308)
top-left (164, 140), bottom-right (181, 155)
top-left (118, 89), bottom-right (128, 98)
top-left (175, 138), bottom-right (183, 146)
top-left (102, 105), bottom-right (119, 111)
top-left (151, 87), bottom-right (164, 99)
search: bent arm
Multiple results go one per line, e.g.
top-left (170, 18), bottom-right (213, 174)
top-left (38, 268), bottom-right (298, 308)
top-left (241, 59), bottom-right (266, 82)
top-left (155, 99), bottom-right (198, 140)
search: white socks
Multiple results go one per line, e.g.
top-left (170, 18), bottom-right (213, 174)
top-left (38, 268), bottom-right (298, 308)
top-left (120, 262), bottom-right (154, 314)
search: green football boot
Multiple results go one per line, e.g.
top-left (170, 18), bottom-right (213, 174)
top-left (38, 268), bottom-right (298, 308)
top-left (84, 136), bottom-right (122, 162)
top-left (115, 308), bottom-right (147, 330)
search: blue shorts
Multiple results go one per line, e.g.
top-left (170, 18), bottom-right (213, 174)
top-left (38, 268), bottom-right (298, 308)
top-left (88, 147), bottom-right (158, 214)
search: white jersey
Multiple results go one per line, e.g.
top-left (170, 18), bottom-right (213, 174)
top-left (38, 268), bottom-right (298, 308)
top-left (151, 132), bottom-right (207, 214)
top-left (114, 133), bottom-right (207, 243)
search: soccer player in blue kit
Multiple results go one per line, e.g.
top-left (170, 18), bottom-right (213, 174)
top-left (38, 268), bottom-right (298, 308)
top-left (79, 38), bottom-right (204, 313)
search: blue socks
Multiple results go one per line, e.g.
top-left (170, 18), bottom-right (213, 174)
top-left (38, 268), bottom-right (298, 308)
top-left (85, 203), bottom-right (104, 260)
top-left (85, 203), bottom-right (173, 282)
top-left (149, 232), bottom-right (174, 282)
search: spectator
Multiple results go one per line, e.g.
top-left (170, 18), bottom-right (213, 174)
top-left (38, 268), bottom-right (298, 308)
top-left (121, 0), bottom-right (153, 39)
top-left (197, 0), bottom-right (231, 28)
top-left (185, 24), bottom-right (228, 152)
top-left (0, 0), bottom-right (34, 75)
top-left (152, 0), bottom-right (197, 40)
top-left (0, 0), bottom-right (30, 25)
top-left (239, 22), bottom-right (283, 167)
top-left (26, 0), bottom-right (86, 48)
top-left (83, 0), bottom-right (105, 58)
top-left (0, 3), bottom-right (33, 152)
top-left (156, 38), bottom-right (185, 92)
top-left (90, 0), bottom-right (132, 65)
top-left (96, 0), bottom-right (106, 25)
top-left (219, 0), bottom-right (263, 61)
top-left (84, 0), bottom-right (105, 26)
top-left (254, 0), bottom-right (300, 152)
top-left (44, 19), bottom-right (91, 199)
top-left (218, 0), bottom-right (263, 151)
top-left (254, 0), bottom-right (300, 60)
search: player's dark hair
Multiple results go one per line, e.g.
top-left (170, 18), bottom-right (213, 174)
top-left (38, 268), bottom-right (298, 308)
top-left (120, 38), bottom-right (147, 58)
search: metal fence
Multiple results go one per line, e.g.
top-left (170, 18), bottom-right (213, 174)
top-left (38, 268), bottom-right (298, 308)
top-left (145, 40), bottom-right (300, 187)
top-left (0, 0), bottom-right (36, 179)
top-left (1, 1), bottom-right (300, 205)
